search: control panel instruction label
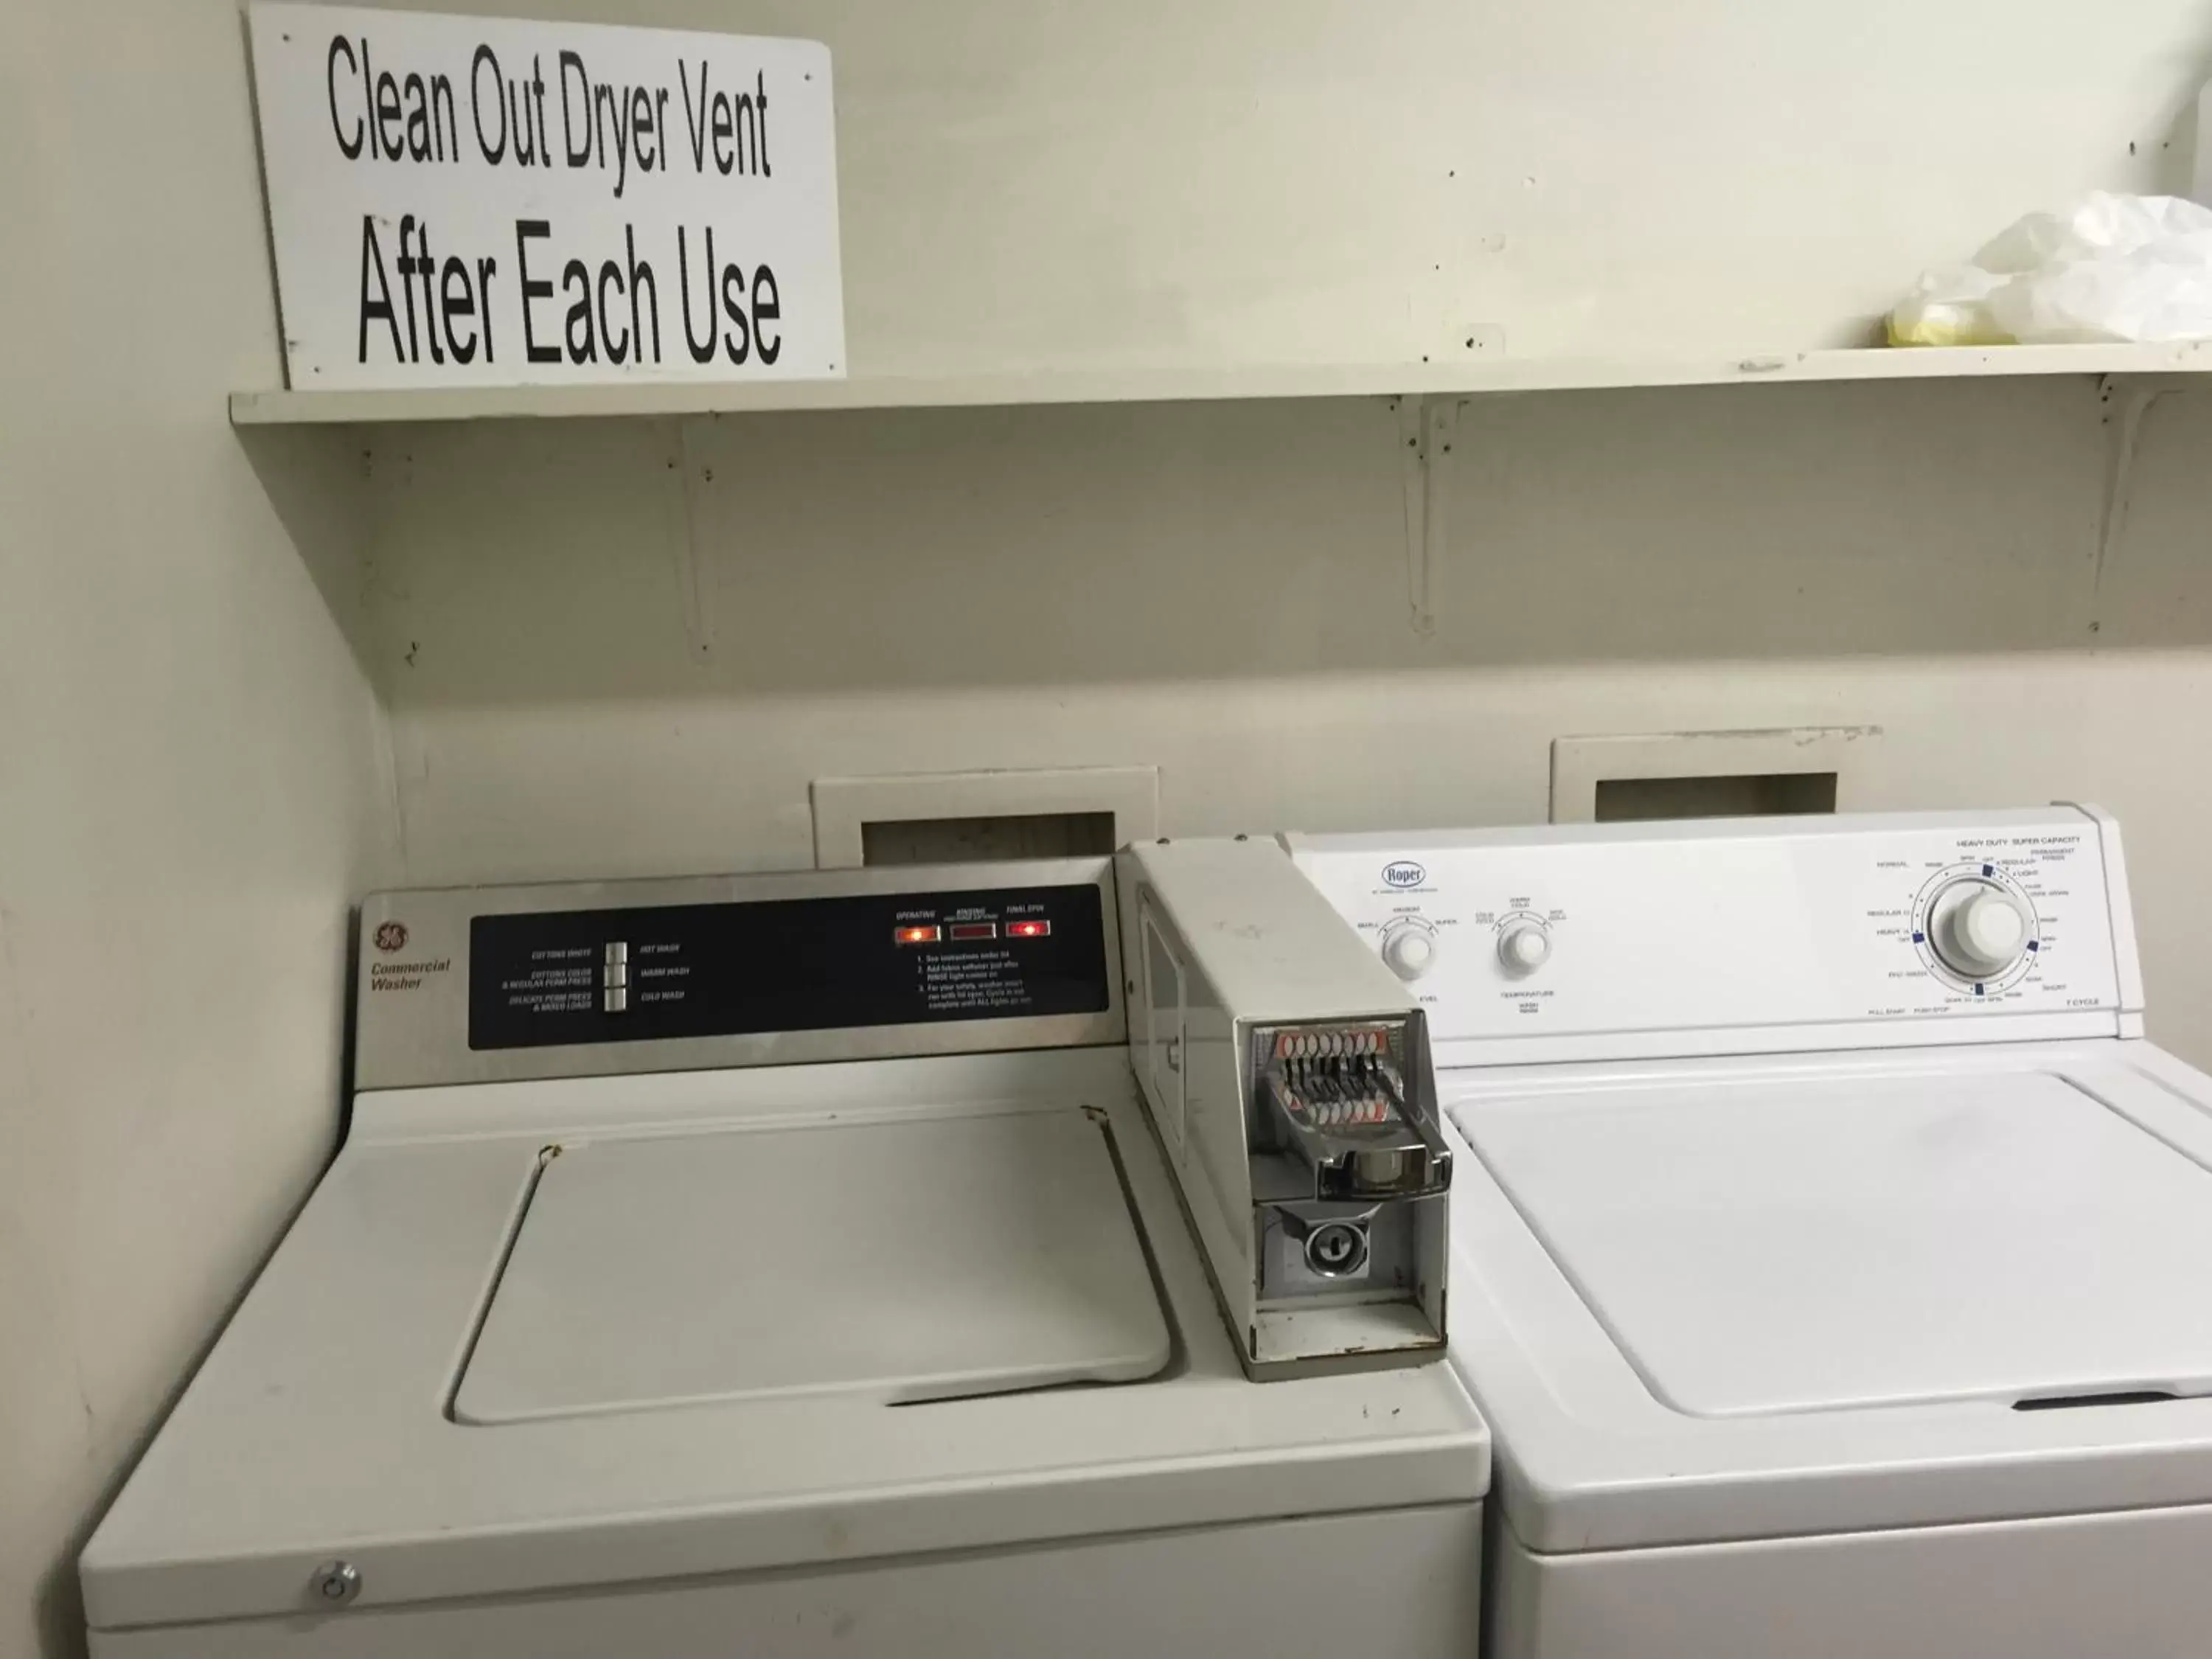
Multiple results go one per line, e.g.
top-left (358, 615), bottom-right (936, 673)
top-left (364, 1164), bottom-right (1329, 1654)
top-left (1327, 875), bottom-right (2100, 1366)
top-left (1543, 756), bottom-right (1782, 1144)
top-left (467, 883), bottom-right (1107, 1050)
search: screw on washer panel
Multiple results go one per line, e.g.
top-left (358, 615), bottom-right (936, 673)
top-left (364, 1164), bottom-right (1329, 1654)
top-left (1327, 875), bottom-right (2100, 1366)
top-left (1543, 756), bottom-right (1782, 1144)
top-left (311, 1561), bottom-right (361, 1606)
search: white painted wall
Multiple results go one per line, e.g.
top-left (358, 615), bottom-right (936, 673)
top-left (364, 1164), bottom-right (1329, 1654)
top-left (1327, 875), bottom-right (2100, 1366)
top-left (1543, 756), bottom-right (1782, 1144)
top-left (336, 0), bottom-right (2212, 1048)
top-left (716, 0), bottom-right (2209, 369)
top-left (363, 380), bottom-right (2212, 1062)
top-left (10, 1), bottom-right (2212, 1656)
top-left (0, 5), bottom-right (397, 1658)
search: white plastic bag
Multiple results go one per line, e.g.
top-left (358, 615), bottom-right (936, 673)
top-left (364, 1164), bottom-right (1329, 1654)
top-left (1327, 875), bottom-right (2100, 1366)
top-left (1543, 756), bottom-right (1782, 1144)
top-left (1889, 192), bottom-right (2212, 346)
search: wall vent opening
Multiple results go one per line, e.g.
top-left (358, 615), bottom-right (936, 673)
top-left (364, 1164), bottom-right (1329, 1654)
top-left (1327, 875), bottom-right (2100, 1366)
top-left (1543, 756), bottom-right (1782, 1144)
top-left (1594, 772), bottom-right (1838, 823)
top-left (810, 768), bottom-right (1158, 869)
top-left (1550, 728), bottom-right (1877, 824)
top-left (860, 811), bottom-right (1117, 866)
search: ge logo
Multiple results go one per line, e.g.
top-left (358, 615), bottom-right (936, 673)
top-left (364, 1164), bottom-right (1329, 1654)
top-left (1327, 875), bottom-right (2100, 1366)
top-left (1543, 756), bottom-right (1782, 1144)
top-left (373, 922), bottom-right (409, 953)
top-left (1381, 862), bottom-right (1427, 889)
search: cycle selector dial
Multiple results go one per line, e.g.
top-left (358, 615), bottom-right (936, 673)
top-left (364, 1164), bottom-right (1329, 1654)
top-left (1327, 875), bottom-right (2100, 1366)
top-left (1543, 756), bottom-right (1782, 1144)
top-left (1380, 919), bottom-right (1439, 982)
top-left (1926, 878), bottom-right (2034, 979)
top-left (1498, 920), bottom-right (1552, 976)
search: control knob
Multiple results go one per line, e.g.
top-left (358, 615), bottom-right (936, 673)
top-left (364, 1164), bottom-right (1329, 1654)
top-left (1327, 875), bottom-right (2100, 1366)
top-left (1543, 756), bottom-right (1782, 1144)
top-left (1927, 879), bottom-right (2033, 980)
top-left (1498, 920), bottom-right (1552, 976)
top-left (1380, 919), bottom-right (1439, 982)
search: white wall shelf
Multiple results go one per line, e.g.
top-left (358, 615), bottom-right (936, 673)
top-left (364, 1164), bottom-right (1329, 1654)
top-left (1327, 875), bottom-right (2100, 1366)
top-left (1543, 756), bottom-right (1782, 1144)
top-left (229, 343), bottom-right (2212, 426)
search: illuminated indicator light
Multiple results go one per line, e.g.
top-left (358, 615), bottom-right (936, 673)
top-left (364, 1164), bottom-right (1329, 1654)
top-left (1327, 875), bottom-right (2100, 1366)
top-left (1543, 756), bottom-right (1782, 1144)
top-left (894, 925), bottom-right (942, 945)
top-left (1007, 919), bottom-right (1051, 939)
top-left (949, 922), bottom-right (997, 941)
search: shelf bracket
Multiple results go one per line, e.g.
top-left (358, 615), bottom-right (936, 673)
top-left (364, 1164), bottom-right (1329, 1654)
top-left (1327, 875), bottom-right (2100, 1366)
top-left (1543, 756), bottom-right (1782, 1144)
top-left (2094, 375), bottom-right (2166, 622)
top-left (662, 417), bottom-right (717, 664)
top-left (1398, 394), bottom-right (1461, 636)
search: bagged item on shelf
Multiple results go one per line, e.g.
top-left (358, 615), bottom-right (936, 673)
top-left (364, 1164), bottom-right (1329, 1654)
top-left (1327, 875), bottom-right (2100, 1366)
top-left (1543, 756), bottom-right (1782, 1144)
top-left (1888, 192), bottom-right (2212, 346)
top-left (1888, 264), bottom-right (2011, 347)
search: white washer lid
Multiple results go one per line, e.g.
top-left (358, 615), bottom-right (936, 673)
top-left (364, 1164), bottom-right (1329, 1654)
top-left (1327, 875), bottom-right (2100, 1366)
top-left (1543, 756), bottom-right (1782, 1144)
top-left (1458, 1068), bottom-right (2212, 1417)
top-left (456, 1106), bottom-right (1169, 1422)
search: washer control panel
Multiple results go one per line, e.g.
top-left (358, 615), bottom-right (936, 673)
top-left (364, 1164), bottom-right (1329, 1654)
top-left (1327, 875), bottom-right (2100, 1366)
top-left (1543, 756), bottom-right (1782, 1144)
top-left (355, 858), bottom-right (1124, 1091)
top-left (1289, 808), bottom-right (2136, 1047)
top-left (467, 883), bottom-right (1106, 1051)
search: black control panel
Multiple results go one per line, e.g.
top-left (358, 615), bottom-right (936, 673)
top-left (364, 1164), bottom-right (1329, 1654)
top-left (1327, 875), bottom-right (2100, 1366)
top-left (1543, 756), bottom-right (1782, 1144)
top-left (467, 883), bottom-right (1108, 1051)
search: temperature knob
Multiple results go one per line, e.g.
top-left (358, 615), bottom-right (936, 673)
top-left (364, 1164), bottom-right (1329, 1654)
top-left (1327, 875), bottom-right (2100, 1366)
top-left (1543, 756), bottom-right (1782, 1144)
top-left (1498, 921), bottom-right (1552, 976)
top-left (1380, 920), bottom-right (1439, 982)
top-left (1927, 879), bottom-right (2033, 980)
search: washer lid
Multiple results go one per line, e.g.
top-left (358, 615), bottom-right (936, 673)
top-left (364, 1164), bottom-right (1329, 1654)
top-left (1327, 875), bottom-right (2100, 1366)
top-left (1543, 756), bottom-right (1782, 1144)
top-left (1458, 1068), bottom-right (2212, 1417)
top-left (456, 1107), bottom-right (1169, 1422)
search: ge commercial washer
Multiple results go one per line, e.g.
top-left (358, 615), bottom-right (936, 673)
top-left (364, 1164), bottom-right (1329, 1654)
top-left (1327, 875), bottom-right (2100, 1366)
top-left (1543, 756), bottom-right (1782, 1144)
top-left (81, 857), bottom-right (1487, 1658)
top-left (1293, 807), bottom-right (2212, 1658)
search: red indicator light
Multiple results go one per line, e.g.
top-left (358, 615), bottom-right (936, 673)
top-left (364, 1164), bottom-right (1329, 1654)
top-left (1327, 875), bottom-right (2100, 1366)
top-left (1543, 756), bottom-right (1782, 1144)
top-left (894, 925), bottom-right (942, 945)
top-left (948, 922), bottom-right (997, 942)
top-left (1006, 919), bottom-right (1051, 939)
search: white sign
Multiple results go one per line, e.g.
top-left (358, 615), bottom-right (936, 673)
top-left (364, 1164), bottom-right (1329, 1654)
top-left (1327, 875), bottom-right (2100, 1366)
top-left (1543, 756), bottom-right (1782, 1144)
top-left (246, 4), bottom-right (844, 389)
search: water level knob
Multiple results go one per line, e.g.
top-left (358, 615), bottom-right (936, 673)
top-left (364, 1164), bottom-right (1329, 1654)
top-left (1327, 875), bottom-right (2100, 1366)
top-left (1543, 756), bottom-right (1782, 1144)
top-left (1380, 920), bottom-right (1439, 981)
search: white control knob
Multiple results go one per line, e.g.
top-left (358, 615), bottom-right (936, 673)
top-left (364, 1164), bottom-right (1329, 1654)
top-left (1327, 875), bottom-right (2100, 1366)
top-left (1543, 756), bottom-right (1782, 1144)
top-left (1381, 922), bottom-right (1439, 982)
top-left (1498, 921), bottom-right (1552, 975)
top-left (1928, 880), bottom-right (2033, 980)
